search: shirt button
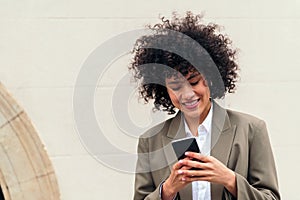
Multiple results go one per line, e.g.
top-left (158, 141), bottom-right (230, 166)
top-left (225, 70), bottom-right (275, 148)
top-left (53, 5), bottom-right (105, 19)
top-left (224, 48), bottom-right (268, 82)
top-left (199, 183), bottom-right (205, 189)
top-left (198, 125), bottom-right (205, 132)
top-left (199, 136), bottom-right (205, 141)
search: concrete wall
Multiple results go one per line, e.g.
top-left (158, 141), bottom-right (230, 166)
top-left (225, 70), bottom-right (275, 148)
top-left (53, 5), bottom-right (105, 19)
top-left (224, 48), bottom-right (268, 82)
top-left (0, 0), bottom-right (299, 199)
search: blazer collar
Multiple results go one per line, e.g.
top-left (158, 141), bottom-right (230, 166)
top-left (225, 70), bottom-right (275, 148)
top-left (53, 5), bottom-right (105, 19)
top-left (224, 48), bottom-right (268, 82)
top-left (162, 111), bottom-right (185, 173)
top-left (166, 111), bottom-right (186, 140)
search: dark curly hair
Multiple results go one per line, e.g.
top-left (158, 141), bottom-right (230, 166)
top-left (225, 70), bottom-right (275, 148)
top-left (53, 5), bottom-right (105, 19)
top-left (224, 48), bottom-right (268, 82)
top-left (129, 11), bottom-right (239, 114)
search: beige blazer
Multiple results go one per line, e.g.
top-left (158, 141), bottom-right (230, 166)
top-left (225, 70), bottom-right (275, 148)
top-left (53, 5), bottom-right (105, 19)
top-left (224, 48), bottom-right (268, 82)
top-left (134, 102), bottom-right (280, 200)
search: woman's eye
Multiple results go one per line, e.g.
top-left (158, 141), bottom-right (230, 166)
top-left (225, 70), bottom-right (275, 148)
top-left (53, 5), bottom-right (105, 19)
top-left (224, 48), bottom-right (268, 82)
top-left (190, 81), bottom-right (199, 86)
top-left (170, 86), bottom-right (181, 91)
top-left (168, 84), bottom-right (182, 91)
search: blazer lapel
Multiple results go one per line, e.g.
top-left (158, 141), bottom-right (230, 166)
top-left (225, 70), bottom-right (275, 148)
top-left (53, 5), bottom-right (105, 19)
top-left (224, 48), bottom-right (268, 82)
top-left (162, 112), bottom-right (193, 200)
top-left (210, 102), bottom-right (237, 199)
top-left (162, 111), bottom-right (186, 167)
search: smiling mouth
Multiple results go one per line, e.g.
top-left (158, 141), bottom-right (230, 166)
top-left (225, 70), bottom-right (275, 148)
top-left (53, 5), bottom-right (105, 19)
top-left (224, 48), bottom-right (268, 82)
top-left (182, 99), bottom-right (200, 108)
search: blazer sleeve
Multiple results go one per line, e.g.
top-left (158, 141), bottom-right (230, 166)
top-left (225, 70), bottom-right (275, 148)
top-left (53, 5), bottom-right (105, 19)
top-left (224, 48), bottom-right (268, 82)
top-left (133, 137), bottom-right (162, 200)
top-left (234, 120), bottom-right (280, 200)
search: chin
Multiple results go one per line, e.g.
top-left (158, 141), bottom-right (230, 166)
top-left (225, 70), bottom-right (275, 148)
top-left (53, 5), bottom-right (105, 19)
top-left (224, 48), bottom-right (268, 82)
top-left (183, 110), bottom-right (202, 119)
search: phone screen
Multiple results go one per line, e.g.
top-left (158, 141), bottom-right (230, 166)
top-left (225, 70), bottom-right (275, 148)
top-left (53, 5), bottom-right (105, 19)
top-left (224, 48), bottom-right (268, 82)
top-left (171, 137), bottom-right (200, 160)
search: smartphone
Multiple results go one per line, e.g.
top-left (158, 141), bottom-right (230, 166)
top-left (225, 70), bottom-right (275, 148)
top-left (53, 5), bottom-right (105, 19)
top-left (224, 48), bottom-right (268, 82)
top-left (171, 137), bottom-right (200, 160)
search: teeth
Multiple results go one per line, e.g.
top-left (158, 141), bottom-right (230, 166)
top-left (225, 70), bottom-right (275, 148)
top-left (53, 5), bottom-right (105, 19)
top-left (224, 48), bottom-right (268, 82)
top-left (183, 100), bottom-right (198, 106)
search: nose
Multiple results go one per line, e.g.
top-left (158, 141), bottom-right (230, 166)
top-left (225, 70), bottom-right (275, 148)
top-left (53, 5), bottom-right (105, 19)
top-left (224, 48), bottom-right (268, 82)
top-left (181, 84), bottom-right (195, 100)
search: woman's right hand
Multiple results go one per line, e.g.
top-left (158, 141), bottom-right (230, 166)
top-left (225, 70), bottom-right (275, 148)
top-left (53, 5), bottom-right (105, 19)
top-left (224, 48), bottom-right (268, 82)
top-left (161, 159), bottom-right (191, 200)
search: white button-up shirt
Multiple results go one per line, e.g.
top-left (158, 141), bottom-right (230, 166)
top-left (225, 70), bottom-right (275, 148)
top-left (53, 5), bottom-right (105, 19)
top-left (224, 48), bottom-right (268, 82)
top-left (184, 104), bottom-right (213, 200)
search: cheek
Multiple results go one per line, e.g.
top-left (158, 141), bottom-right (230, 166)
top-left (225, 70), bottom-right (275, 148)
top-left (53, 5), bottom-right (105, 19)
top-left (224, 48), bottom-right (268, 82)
top-left (168, 90), bottom-right (177, 101)
top-left (200, 87), bottom-right (210, 97)
top-left (167, 90), bottom-right (180, 106)
top-left (195, 82), bottom-right (210, 97)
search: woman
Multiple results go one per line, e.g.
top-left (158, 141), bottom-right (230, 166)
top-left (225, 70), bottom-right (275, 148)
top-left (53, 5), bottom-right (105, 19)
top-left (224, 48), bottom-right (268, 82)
top-left (130, 12), bottom-right (280, 200)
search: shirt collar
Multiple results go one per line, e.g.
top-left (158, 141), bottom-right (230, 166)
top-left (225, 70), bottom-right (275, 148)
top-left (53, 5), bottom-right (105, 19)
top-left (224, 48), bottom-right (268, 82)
top-left (201, 103), bottom-right (213, 134)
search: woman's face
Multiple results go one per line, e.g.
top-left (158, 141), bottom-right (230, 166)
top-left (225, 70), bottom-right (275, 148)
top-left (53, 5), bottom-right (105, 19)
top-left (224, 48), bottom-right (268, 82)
top-left (165, 71), bottom-right (211, 124)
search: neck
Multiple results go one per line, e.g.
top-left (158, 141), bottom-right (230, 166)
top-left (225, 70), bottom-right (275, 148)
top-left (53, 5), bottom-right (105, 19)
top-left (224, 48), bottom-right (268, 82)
top-left (185, 118), bottom-right (199, 137)
top-left (184, 102), bottom-right (212, 137)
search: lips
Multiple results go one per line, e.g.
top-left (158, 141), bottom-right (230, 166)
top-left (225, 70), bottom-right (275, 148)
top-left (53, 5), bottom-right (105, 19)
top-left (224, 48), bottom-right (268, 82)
top-left (182, 99), bottom-right (200, 109)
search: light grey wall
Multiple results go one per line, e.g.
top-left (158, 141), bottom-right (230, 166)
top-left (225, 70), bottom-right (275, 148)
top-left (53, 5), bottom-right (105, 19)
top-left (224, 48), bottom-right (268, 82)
top-left (0, 0), bottom-right (299, 199)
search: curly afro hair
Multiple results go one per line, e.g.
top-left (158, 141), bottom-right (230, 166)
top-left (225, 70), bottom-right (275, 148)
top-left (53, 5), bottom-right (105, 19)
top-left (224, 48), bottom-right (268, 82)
top-left (129, 11), bottom-right (239, 114)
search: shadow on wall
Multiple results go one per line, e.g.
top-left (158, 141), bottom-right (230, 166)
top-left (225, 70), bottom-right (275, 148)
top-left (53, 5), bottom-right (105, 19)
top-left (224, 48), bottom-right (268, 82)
top-left (0, 83), bottom-right (60, 200)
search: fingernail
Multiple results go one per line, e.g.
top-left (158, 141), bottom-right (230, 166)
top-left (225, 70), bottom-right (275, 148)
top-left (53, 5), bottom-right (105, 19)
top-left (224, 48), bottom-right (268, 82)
top-left (178, 170), bottom-right (183, 174)
top-left (179, 160), bottom-right (183, 163)
top-left (182, 177), bottom-right (186, 181)
top-left (185, 152), bottom-right (189, 156)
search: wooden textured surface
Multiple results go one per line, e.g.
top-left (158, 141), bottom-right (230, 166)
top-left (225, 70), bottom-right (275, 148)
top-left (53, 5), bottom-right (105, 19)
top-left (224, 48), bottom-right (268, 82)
top-left (0, 83), bottom-right (60, 200)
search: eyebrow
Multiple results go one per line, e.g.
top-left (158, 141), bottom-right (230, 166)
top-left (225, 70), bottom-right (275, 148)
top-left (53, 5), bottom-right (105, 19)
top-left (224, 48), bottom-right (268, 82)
top-left (166, 73), bottom-right (201, 85)
top-left (166, 80), bottom-right (182, 85)
top-left (187, 73), bottom-right (200, 80)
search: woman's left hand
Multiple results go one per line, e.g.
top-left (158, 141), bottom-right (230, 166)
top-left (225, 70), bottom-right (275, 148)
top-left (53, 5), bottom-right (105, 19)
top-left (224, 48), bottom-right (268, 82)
top-left (179, 152), bottom-right (237, 197)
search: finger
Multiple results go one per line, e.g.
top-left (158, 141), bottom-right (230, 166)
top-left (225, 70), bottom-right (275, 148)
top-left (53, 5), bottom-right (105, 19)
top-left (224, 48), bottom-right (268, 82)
top-left (172, 160), bottom-right (185, 170)
top-left (176, 170), bottom-right (192, 184)
top-left (185, 152), bottom-right (212, 162)
top-left (181, 157), bottom-right (193, 169)
top-left (183, 156), bottom-right (193, 161)
top-left (182, 175), bottom-right (208, 182)
top-left (181, 165), bottom-right (192, 170)
top-left (180, 169), bottom-right (208, 179)
top-left (180, 159), bottom-right (206, 170)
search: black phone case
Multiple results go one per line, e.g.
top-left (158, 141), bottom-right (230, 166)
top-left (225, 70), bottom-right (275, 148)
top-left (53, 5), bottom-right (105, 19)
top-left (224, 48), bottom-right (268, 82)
top-left (171, 137), bottom-right (200, 160)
